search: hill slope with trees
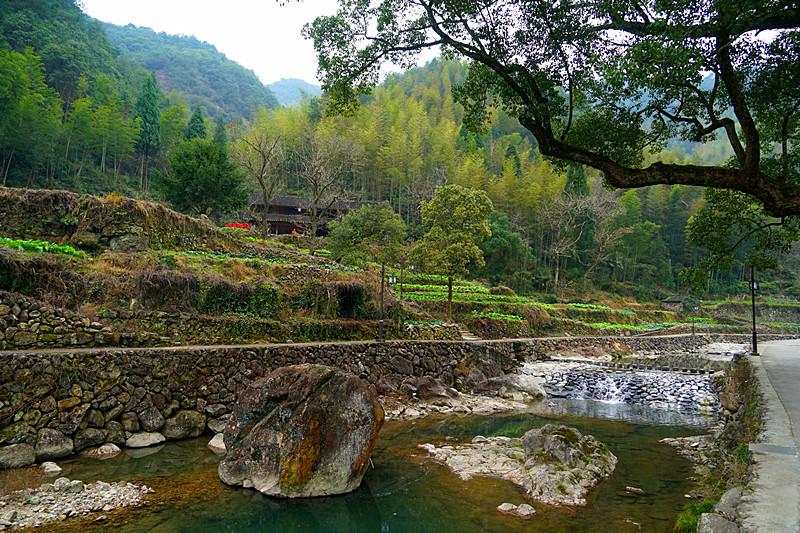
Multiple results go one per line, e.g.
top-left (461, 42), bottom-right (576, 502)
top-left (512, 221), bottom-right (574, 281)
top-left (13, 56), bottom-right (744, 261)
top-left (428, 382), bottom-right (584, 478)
top-left (268, 78), bottom-right (322, 106)
top-left (101, 22), bottom-right (280, 120)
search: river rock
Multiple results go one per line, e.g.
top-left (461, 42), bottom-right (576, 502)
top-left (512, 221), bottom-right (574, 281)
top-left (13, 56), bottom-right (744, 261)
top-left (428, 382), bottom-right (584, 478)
top-left (713, 486), bottom-right (743, 521)
top-left (125, 432), bottom-right (166, 448)
top-left (414, 377), bottom-right (459, 403)
top-left (0, 443), bottom-right (35, 468)
top-left (138, 408), bottom-right (165, 432)
top-left (419, 424), bottom-right (617, 507)
top-left (208, 433), bottom-right (226, 455)
top-left (41, 461), bottom-right (62, 475)
top-left (81, 443), bottom-right (121, 458)
top-left (104, 421), bottom-right (126, 445)
top-left (207, 415), bottom-right (229, 434)
top-left (35, 429), bottom-right (73, 461)
top-left (497, 502), bottom-right (536, 518)
top-left (0, 422), bottom-right (33, 445)
top-left (697, 512), bottom-right (740, 533)
top-left (218, 364), bottom-right (384, 497)
top-left (73, 428), bottom-right (106, 451)
top-left (162, 410), bottom-right (206, 440)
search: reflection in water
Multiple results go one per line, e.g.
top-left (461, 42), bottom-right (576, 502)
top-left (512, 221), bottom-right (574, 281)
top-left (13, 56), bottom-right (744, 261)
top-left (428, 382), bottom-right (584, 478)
top-left (528, 398), bottom-right (718, 429)
top-left (45, 401), bottom-right (715, 533)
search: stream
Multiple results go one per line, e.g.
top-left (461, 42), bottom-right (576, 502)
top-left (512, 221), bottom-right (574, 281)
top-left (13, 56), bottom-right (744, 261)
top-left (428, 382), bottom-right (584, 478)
top-left (37, 398), bottom-right (715, 533)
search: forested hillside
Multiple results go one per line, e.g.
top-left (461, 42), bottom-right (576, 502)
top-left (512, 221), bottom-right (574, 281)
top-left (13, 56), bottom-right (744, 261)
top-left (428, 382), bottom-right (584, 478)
top-left (0, 0), bottom-right (797, 301)
top-left (268, 78), bottom-right (322, 106)
top-left (101, 22), bottom-right (279, 120)
top-left (239, 58), bottom-right (776, 298)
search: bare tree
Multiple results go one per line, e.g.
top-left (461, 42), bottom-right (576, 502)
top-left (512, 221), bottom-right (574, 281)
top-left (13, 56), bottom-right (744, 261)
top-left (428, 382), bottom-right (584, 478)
top-left (295, 130), bottom-right (363, 253)
top-left (232, 114), bottom-right (286, 235)
top-left (579, 184), bottom-right (630, 281)
top-left (541, 195), bottom-right (587, 290)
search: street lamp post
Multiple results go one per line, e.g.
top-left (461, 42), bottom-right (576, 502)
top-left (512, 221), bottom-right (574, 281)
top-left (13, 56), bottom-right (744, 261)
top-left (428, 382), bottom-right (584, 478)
top-left (750, 265), bottom-right (759, 355)
top-left (379, 260), bottom-right (385, 342)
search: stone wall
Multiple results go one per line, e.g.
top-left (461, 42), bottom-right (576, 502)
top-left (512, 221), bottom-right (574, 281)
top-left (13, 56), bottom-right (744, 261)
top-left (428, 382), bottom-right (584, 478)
top-left (0, 291), bottom-right (116, 350)
top-left (0, 291), bottom-right (391, 349)
top-left (0, 339), bottom-right (536, 468)
top-left (2, 314), bottom-right (797, 468)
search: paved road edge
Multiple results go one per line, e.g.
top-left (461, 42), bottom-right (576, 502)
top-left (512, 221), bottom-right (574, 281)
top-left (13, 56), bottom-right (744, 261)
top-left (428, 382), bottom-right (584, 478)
top-left (737, 348), bottom-right (800, 532)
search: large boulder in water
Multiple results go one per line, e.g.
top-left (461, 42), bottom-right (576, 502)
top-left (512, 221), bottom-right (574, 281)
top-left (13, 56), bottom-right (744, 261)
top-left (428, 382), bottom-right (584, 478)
top-left (218, 364), bottom-right (384, 497)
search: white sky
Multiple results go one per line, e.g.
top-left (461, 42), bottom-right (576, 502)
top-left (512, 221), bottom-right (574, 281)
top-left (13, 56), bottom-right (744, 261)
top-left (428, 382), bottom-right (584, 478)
top-left (79, 0), bottom-right (341, 84)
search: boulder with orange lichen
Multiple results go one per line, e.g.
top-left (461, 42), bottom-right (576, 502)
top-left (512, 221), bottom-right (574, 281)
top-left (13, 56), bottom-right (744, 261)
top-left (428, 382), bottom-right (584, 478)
top-left (218, 364), bottom-right (384, 497)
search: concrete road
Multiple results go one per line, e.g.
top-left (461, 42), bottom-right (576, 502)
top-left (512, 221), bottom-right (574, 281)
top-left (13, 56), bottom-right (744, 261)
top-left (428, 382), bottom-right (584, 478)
top-left (738, 340), bottom-right (800, 532)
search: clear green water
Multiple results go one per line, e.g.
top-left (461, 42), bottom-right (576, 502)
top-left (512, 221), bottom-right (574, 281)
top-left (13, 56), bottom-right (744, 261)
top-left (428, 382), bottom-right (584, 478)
top-left (50, 399), bottom-right (714, 533)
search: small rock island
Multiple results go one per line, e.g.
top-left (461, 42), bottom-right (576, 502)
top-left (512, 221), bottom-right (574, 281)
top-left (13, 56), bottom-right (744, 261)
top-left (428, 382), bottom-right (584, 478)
top-left (419, 424), bottom-right (617, 507)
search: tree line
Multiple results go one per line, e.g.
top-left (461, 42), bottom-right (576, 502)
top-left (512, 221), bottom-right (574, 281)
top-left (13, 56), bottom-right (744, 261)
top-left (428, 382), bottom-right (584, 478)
top-left (1, 0), bottom-right (797, 299)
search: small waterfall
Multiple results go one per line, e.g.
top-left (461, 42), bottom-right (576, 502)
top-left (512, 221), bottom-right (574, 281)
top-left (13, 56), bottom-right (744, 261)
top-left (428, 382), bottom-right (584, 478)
top-left (543, 368), bottom-right (720, 413)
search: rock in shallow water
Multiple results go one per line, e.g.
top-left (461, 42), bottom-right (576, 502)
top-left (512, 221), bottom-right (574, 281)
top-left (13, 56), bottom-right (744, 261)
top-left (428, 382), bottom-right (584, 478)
top-left (208, 433), bottom-right (226, 455)
top-left (218, 364), bottom-right (384, 498)
top-left (420, 424), bottom-right (617, 507)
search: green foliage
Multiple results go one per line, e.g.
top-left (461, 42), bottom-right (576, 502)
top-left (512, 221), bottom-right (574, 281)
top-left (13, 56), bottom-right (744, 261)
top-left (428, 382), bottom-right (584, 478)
top-left (413, 184), bottom-right (493, 316)
top-left (212, 117), bottom-right (227, 146)
top-left (0, 238), bottom-right (84, 258)
top-left (134, 73), bottom-right (161, 156)
top-left (159, 138), bottom-right (246, 215)
top-left (673, 500), bottom-right (715, 533)
top-left (101, 22), bottom-right (280, 121)
top-left (202, 279), bottom-right (278, 318)
top-left (684, 189), bottom-right (800, 288)
top-left (566, 303), bottom-right (612, 311)
top-left (471, 311), bottom-right (524, 321)
top-left (307, 0), bottom-right (800, 276)
top-left (184, 105), bottom-right (206, 140)
top-left (414, 184), bottom-right (493, 279)
top-left (475, 212), bottom-right (533, 287)
top-left (326, 203), bottom-right (407, 266)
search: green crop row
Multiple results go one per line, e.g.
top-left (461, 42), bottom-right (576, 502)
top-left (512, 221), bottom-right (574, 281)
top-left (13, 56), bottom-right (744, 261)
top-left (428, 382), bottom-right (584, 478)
top-left (180, 250), bottom-right (362, 272)
top-left (401, 283), bottom-right (490, 294)
top-left (564, 303), bottom-right (613, 311)
top-left (471, 311), bottom-right (524, 321)
top-left (0, 238), bottom-right (85, 258)
top-left (404, 291), bottom-right (550, 307)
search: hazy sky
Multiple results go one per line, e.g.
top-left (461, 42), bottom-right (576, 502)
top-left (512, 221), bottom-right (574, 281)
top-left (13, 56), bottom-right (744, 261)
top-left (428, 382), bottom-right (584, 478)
top-left (79, 0), bottom-right (340, 84)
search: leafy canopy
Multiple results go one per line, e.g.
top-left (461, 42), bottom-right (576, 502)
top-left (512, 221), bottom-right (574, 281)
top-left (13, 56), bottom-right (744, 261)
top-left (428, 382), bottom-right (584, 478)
top-left (414, 184), bottom-right (493, 280)
top-left (327, 203), bottom-right (407, 266)
top-left (160, 138), bottom-right (246, 215)
top-left (306, 0), bottom-right (800, 220)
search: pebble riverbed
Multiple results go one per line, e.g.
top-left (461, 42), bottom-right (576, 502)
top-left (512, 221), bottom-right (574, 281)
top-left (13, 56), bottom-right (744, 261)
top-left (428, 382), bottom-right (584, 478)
top-left (0, 476), bottom-right (151, 531)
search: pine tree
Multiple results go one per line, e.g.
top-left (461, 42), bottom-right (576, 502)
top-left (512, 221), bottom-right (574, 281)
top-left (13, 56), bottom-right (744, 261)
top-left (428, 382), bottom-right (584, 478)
top-left (133, 73), bottom-right (161, 194)
top-left (184, 105), bottom-right (206, 140)
top-left (212, 116), bottom-right (227, 146)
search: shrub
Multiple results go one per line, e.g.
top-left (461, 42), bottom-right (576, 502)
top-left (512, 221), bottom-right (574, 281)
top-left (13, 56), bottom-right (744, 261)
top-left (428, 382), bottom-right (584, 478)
top-left (203, 278), bottom-right (253, 314)
top-left (673, 500), bottom-right (715, 533)
top-left (136, 267), bottom-right (199, 310)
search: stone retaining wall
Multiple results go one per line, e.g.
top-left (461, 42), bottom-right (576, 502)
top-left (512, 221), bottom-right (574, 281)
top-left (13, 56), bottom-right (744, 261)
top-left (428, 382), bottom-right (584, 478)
top-left (0, 339), bottom-right (536, 468)
top-left (2, 324), bottom-right (797, 468)
top-left (0, 291), bottom-right (391, 349)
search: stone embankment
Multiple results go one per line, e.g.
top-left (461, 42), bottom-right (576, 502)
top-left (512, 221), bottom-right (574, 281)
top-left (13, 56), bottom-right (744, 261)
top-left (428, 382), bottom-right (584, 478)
top-left (0, 339), bottom-right (532, 469)
top-left (2, 289), bottom-right (797, 352)
top-left (1, 312), bottom-right (795, 471)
